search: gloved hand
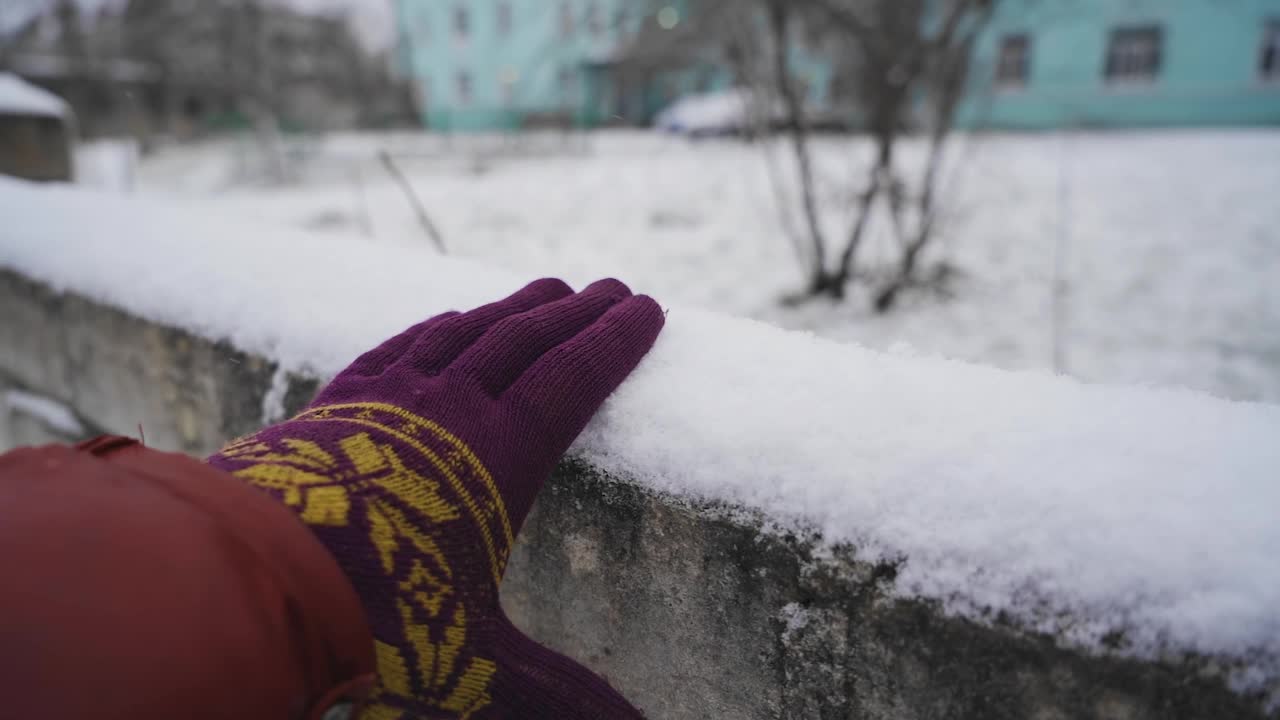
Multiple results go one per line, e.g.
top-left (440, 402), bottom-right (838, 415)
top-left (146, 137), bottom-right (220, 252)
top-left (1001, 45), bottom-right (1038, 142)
top-left (208, 278), bottom-right (663, 719)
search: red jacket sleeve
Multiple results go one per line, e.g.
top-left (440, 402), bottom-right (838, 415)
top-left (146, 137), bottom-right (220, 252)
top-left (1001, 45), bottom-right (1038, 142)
top-left (0, 437), bottom-right (375, 720)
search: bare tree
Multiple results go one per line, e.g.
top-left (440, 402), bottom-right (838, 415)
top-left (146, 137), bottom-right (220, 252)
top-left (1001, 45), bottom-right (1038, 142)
top-left (766, 0), bottom-right (830, 293)
top-left (0, 0), bottom-right (46, 70)
top-left (379, 150), bottom-right (447, 254)
top-left (765, 0), bottom-right (996, 310)
top-left (871, 6), bottom-right (987, 311)
top-left (50, 0), bottom-right (89, 117)
top-left (228, 0), bottom-right (291, 182)
top-left (121, 0), bottom-right (294, 179)
top-left (596, 0), bottom-right (994, 312)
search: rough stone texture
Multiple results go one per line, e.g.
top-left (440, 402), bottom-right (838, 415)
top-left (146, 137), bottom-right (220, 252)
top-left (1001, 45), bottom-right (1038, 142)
top-left (508, 466), bottom-right (1269, 720)
top-left (0, 269), bottom-right (314, 455)
top-left (0, 268), bottom-right (1272, 719)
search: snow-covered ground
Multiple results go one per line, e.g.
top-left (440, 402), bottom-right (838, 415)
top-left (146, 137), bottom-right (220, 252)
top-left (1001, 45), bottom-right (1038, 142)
top-left (89, 129), bottom-right (1280, 404)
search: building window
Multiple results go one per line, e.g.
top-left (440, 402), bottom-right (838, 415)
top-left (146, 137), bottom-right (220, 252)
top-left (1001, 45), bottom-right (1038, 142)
top-left (497, 2), bottom-right (512, 36)
top-left (395, 31), bottom-right (414, 74)
top-left (415, 75), bottom-right (430, 110)
top-left (456, 71), bottom-right (473, 105)
top-left (1104, 25), bottom-right (1163, 83)
top-left (557, 67), bottom-right (576, 105)
top-left (416, 10), bottom-right (430, 44)
top-left (1261, 20), bottom-right (1280, 80)
top-left (453, 6), bottom-right (469, 42)
top-left (500, 67), bottom-right (518, 106)
top-left (995, 33), bottom-right (1031, 88)
top-left (559, 1), bottom-right (574, 39)
top-left (586, 2), bottom-right (604, 37)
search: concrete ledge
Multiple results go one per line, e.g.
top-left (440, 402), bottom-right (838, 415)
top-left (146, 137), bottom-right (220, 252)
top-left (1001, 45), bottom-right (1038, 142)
top-left (0, 268), bottom-right (1272, 719)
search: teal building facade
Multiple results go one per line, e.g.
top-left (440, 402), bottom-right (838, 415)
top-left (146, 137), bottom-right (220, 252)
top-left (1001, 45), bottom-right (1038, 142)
top-left (392, 1), bottom-right (830, 131)
top-left (395, 1), bottom-right (1280, 132)
top-left (394, 0), bottom-right (642, 130)
top-left (959, 0), bottom-right (1280, 129)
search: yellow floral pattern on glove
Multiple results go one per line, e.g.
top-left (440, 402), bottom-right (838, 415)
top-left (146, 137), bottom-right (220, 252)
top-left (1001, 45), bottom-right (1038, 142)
top-left (218, 403), bottom-right (514, 719)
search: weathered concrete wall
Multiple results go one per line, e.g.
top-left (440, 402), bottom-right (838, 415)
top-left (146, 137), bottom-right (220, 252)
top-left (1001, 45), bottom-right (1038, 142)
top-left (1, 267), bottom-right (1272, 719)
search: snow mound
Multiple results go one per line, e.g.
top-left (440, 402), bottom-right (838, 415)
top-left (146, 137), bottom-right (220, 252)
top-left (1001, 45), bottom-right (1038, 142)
top-left (1, 178), bottom-right (1278, 690)
top-left (0, 73), bottom-right (69, 119)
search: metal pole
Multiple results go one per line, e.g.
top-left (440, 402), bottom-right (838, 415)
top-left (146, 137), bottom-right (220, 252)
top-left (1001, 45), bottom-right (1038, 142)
top-left (1051, 122), bottom-right (1072, 375)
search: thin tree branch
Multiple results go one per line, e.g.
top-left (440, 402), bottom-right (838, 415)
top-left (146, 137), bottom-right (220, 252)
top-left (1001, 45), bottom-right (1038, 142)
top-left (767, 0), bottom-right (828, 287)
top-left (379, 150), bottom-right (447, 254)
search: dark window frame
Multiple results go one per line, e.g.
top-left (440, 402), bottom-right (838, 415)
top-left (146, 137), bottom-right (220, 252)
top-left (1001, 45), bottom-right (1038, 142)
top-left (1104, 25), bottom-right (1164, 84)
top-left (1261, 19), bottom-right (1280, 80)
top-left (995, 33), bottom-right (1032, 89)
top-left (586, 1), bottom-right (604, 37)
top-left (497, 2), bottom-right (512, 37)
top-left (456, 70), bottom-right (473, 105)
top-left (557, 66), bottom-right (576, 104)
top-left (453, 5), bottom-right (470, 41)
top-left (559, 1), bottom-right (575, 39)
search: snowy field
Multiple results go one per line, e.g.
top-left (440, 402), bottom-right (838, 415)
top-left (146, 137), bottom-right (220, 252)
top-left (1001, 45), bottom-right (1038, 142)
top-left (79, 129), bottom-right (1280, 404)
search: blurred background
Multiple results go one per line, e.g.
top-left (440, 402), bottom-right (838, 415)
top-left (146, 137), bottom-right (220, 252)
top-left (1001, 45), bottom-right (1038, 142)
top-left (2, 0), bottom-right (1278, 403)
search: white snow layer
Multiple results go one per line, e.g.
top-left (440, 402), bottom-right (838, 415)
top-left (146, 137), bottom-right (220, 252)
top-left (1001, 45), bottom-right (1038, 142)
top-left (1, 178), bottom-right (1278, 689)
top-left (128, 131), bottom-right (1280, 404)
top-left (0, 72), bottom-right (68, 118)
top-left (4, 389), bottom-right (85, 436)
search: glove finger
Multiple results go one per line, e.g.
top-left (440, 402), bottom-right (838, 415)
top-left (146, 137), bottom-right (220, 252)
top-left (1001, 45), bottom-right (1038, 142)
top-left (398, 278), bottom-right (574, 375)
top-left (452, 278), bottom-right (632, 395)
top-left (506, 294), bottom-right (663, 449)
top-left (346, 311), bottom-right (460, 376)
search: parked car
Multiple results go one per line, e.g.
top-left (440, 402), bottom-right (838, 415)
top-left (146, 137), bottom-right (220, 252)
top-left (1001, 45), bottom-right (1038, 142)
top-left (653, 88), bottom-right (785, 138)
top-left (654, 87), bottom-right (852, 138)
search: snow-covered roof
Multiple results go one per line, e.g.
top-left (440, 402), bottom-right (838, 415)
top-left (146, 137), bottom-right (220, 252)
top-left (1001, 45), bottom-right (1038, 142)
top-left (0, 178), bottom-right (1277, 694)
top-left (0, 73), bottom-right (69, 119)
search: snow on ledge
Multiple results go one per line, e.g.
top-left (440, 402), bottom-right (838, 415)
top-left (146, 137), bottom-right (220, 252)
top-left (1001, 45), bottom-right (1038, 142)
top-left (4, 388), bottom-right (86, 436)
top-left (1, 178), bottom-right (1278, 692)
top-left (0, 73), bottom-right (69, 119)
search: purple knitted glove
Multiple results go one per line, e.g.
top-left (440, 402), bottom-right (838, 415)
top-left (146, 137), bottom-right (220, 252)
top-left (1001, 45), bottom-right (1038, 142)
top-left (208, 278), bottom-right (662, 719)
